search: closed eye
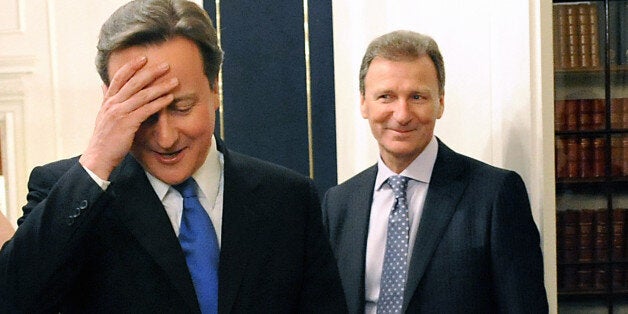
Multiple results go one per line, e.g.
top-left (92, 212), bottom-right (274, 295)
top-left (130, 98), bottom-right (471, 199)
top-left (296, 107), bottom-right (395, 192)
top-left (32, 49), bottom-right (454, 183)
top-left (168, 95), bottom-right (197, 114)
top-left (171, 103), bottom-right (194, 113)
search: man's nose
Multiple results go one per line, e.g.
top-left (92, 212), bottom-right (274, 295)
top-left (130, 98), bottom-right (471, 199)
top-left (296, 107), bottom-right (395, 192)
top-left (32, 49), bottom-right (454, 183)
top-left (153, 112), bottom-right (178, 148)
top-left (393, 99), bottom-right (412, 125)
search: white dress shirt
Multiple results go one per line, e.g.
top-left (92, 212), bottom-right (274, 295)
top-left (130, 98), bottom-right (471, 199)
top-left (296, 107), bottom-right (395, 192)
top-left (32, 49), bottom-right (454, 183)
top-left (146, 136), bottom-right (224, 245)
top-left (84, 136), bottom-right (225, 245)
top-left (364, 136), bottom-right (438, 314)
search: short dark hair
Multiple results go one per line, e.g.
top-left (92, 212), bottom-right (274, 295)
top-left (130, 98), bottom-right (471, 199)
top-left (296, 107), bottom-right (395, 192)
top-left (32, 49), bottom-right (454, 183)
top-left (95, 0), bottom-right (223, 89)
top-left (359, 30), bottom-right (445, 96)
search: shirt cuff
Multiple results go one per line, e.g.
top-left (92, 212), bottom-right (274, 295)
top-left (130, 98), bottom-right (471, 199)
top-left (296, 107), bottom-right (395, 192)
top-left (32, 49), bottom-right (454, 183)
top-left (82, 165), bottom-right (111, 191)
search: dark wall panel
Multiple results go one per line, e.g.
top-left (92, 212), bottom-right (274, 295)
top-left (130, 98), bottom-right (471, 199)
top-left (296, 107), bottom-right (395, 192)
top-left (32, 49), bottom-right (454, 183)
top-left (204, 0), bottom-right (337, 194)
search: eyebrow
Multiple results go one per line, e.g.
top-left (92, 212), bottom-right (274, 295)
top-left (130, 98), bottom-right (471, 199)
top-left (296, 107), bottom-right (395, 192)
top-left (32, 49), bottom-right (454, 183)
top-left (172, 93), bottom-right (197, 102)
top-left (371, 87), bottom-right (433, 95)
top-left (168, 93), bottom-right (198, 107)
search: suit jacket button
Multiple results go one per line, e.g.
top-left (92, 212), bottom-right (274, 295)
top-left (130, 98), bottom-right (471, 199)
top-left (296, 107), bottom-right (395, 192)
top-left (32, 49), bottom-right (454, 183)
top-left (79, 200), bottom-right (88, 210)
top-left (69, 207), bottom-right (81, 219)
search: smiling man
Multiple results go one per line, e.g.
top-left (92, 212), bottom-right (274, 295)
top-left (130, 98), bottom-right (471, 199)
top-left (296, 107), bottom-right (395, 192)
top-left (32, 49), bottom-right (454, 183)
top-left (322, 30), bottom-right (548, 313)
top-left (0, 0), bottom-right (346, 313)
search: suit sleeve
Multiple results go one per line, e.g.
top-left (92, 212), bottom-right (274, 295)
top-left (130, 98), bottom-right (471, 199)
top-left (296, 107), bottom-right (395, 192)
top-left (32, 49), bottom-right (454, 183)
top-left (299, 180), bottom-right (348, 313)
top-left (0, 162), bottom-right (111, 312)
top-left (490, 171), bottom-right (548, 313)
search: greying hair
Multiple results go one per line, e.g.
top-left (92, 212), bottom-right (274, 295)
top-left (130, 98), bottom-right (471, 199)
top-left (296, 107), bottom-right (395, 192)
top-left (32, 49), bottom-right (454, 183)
top-left (359, 30), bottom-right (445, 96)
top-left (96, 0), bottom-right (223, 89)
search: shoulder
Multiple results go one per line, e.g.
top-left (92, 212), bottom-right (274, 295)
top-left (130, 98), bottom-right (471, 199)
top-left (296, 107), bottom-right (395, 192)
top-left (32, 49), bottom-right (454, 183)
top-left (436, 140), bottom-right (520, 185)
top-left (27, 156), bottom-right (82, 186)
top-left (325, 165), bottom-right (377, 200)
top-left (30, 156), bottom-right (81, 176)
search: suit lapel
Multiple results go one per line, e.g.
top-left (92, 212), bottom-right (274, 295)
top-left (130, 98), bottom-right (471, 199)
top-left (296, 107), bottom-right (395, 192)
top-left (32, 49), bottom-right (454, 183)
top-left (110, 156), bottom-right (200, 313)
top-left (402, 142), bottom-right (467, 311)
top-left (215, 143), bottom-right (259, 314)
top-left (341, 166), bottom-right (377, 313)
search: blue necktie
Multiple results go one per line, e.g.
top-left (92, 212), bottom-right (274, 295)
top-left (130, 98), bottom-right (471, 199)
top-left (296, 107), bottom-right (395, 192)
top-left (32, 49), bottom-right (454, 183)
top-left (377, 175), bottom-right (410, 314)
top-left (173, 178), bottom-right (219, 314)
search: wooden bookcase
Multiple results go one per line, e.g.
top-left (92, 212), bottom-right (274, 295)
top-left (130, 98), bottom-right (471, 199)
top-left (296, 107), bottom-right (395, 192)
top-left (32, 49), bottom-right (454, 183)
top-left (553, 0), bottom-right (628, 312)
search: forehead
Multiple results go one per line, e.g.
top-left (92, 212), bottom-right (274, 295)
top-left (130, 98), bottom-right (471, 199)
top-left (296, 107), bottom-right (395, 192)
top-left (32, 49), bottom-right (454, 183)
top-left (364, 55), bottom-right (438, 90)
top-left (107, 36), bottom-right (205, 82)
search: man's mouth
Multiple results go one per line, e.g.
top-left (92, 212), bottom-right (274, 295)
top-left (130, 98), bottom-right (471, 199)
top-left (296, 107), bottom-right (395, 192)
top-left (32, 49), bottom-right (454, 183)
top-left (154, 148), bottom-right (185, 162)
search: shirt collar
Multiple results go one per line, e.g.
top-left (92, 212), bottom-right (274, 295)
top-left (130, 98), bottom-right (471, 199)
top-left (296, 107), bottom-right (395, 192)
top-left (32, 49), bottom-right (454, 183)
top-left (375, 136), bottom-right (439, 191)
top-left (146, 135), bottom-right (223, 203)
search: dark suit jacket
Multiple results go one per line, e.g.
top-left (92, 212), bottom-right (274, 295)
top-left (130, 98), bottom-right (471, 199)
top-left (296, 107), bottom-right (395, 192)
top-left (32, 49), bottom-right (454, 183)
top-left (322, 139), bottom-right (548, 313)
top-left (0, 139), bottom-right (346, 313)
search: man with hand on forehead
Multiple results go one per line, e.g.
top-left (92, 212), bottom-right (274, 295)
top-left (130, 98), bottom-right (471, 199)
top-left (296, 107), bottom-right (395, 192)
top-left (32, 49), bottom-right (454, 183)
top-left (0, 0), bottom-right (346, 313)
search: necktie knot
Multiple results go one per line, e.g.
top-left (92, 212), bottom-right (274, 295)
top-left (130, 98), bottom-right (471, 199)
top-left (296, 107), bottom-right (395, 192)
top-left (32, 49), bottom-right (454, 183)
top-left (387, 175), bottom-right (409, 200)
top-left (173, 178), bottom-right (198, 198)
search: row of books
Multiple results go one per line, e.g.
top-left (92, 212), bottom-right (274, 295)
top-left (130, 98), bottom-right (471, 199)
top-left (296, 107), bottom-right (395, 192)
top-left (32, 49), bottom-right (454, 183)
top-left (553, 3), bottom-right (601, 70)
top-left (558, 263), bottom-right (628, 292)
top-left (555, 98), bottom-right (628, 132)
top-left (557, 208), bottom-right (628, 292)
top-left (555, 136), bottom-right (628, 179)
top-left (557, 209), bottom-right (627, 264)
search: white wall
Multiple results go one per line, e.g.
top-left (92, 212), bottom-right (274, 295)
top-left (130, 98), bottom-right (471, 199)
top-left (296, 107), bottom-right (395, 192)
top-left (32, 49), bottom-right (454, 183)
top-left (332, 0), bottom-right (556, 311)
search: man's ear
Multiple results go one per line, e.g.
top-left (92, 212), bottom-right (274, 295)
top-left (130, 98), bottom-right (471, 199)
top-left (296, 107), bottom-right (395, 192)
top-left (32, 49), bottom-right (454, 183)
top-left (211, 79), bottom-right (220, 93)
top-left (211, 79), bottom-right (220, 110)
top-left (436, 94), bottom-right (445, 119)
top-left (360, 94), bottom-right (368, 118)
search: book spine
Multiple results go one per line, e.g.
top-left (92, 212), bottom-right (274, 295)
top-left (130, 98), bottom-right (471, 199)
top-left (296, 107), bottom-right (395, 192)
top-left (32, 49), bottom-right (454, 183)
top-left (579, 138), bottom-right (593, 178)
top-left (556, 137), bottom-right (568, 179)
top-left (593, 138), bottom-right (606, 177)
top-left (566, 99), bottom-right (579, 131)
top-left (589, 3), bottom-right (601, 68)
top-left (578, 99), bottom-right (592, 130)
top-left (564, 209), bottom-right (580, 263)
top-left (554, 5), bottom-right (567, 69)
top-left (566, 5), bottom-right (580, 68)
top-left (611, 208), bottom-right (626, 291)
top-left (611, 98), bottom-right (624, 129)
top-left (567, 137), bottom-right (580, 178)
top-left (555, 100), bottom-right (566, 131)
top-left (617, 2), bottom-right (628, 65)
top-left (594, 209), bottom-right (609, 262)
top-left (578, 4), bottom-right (592, 68)
top-left (611, 137), bottom-right (623, 177)
top-left (624, 98), bottom-right (628, 129)
top-left (623, 137), bottom-right (628, 176)
top-left (612, 208), bottom-right (626, 261)
top-left (592, 98), bottom-right (605, 130)
top-left (579, 209), bottom-right (595, 263)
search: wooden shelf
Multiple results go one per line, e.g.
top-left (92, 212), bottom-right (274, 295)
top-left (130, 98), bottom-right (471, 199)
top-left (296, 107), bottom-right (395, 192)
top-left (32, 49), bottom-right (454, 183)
top-left (555, 65), bottom-right (628, 75)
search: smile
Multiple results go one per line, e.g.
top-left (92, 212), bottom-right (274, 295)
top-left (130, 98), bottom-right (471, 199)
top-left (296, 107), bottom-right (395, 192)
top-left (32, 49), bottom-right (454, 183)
top-left (390, 128), bottom-right (414, 134)
top-left (154, 148), bottom-right (185, 163)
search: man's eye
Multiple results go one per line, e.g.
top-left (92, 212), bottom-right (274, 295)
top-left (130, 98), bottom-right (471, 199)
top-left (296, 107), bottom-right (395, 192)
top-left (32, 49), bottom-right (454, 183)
top-left (172, 103), bottom-right (194, 113)
top-left (412, 94), bottom-right (422, 100)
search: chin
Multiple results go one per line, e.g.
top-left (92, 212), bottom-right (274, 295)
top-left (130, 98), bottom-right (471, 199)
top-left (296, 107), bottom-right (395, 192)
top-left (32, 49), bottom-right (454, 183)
top-left (146, 166), bottom-right (191, 185)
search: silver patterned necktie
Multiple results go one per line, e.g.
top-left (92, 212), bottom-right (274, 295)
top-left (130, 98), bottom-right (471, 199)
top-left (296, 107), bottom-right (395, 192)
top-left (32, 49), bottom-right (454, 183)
top-left (377, 175), bottom-right (410, 314)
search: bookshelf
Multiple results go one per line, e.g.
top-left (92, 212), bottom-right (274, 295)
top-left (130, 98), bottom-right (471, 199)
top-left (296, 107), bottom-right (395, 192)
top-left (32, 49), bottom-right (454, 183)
top-left (553, 0), bottom-right (628, 312)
